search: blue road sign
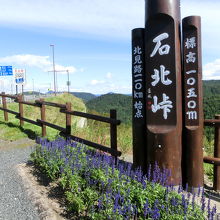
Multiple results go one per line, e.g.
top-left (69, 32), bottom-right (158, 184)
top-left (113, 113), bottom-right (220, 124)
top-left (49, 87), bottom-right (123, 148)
top-left (0, 66), bottom-right (13, 76)
top-left (15, 78), bottom-right (24, 84)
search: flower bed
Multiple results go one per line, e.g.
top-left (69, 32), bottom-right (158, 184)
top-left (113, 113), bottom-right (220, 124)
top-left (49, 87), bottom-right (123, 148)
top-left (30, 137), bottom-right (215, 219)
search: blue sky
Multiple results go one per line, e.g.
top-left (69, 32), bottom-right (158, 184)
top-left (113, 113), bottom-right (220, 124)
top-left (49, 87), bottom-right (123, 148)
top-left (0, 0), bottom-right (219, 94)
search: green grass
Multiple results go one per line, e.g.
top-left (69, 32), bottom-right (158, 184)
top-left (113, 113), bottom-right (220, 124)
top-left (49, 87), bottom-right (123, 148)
top-left (0, 93), bottom-right (215, 157)
top-left (0, 93), bottom-right (86, 140)
top-left (0, 93), bottom-right (132, 154)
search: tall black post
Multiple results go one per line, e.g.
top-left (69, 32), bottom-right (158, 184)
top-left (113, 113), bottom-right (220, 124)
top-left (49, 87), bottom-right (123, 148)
top-left (132, 28), bottom-right (146, 171)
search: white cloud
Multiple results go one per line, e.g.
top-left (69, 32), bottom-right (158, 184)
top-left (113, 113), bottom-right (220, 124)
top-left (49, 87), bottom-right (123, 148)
top-left (90, 72), bottom-right (114, 86)
top-left (85, 82), bottom-right (131, 94)
top-left (181, 0), bottom-right (220, 53)
top-left (0, 0), bottom-right (219, 41)
top-left (203, 59), bottom-right (220, 80)
top-left (0, 0), bottom-right (144, 39)
top-left (0, 0), bottom-right (219, 64)
top-left (106, 72), bottom-right (112, 79)
top-left (90, 79), bottom-right (105, 85)
top-left (0, 54), bottom-right (77, 74)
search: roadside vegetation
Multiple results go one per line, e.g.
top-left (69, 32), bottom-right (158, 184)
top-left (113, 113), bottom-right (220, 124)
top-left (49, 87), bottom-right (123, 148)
top-left (30, 137), bottom-right (215, 219)
top-left (0, 80), bottom-right (219, 176)
top-left (0, 93), bottom-right (132, 154)
top-left (0, 81), bottom-right (219, 219)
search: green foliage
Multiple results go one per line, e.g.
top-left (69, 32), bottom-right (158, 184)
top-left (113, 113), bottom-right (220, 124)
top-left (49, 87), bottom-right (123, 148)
top-left (203, 163), bottom-right (213, 182)
top-left (203, 80), bottom-right (220, 141)
top-left (0, 93), bottom-right (86, 141)
top-left (70, 92), bottom-right (97, 103)
top-left (86, 93), bottom-right (132, 124)
top-left (203, 80), bottom-right (220, 98)
top-left (30, 139), bottom-right (207, 219)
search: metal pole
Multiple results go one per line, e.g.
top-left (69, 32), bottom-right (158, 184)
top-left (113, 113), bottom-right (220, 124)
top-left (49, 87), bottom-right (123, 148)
top-left (11, 79), bottom-right (13, 94)
top-left (32, 79), bottom-right (34, 94)
top-left (67, 70), bottom-right (70, 94)
top-left (50, 44), bottom-right (56, 96)
top-left (145, 0), bottom-right (182, 185)
top-left (132, 28), bottom-right (147, 171)
top-left (182, 16), bottom-right (204, 191)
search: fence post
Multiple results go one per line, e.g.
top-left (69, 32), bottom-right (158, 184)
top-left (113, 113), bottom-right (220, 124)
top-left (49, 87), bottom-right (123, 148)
top-left (110, 109), bottom-right (117, 161)
top-left (214, 114), bottom-right (220, 191)
top-left (65, 102), bottom-right (71, 136)
top-left (2, 92), bottom-right (8, 121)
top-left (40, 98), bottom-right (46, 137)
top-left (18, 94), bottom-right (24, 126)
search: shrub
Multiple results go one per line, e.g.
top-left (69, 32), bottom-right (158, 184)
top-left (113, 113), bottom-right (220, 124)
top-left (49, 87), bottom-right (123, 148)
top-left (30, 137), bottom-right (215, 219)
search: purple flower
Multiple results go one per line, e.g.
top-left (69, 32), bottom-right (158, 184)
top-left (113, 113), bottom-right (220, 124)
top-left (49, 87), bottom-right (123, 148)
top-left (144, 198), bottom-right (150, 217)
top-left (152, 199), bottom-right (160, 219)
top-left (207, 197), bottom-right (211, 219)
top-left (210, 205), bottom-right (217, 220)
top-left (182, 194), bottom-right (188, 215)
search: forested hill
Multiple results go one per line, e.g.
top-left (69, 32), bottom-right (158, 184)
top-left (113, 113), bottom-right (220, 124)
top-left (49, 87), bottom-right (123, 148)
top-left (203, 80), bottom-right (220, 97)
top-left (86, 93), bottom-right (132, 124)
top-left (203, 80), bottom-right (220, 119)
top-left (85, 80), bottom-right (220, 125)
top-left (70, 92), bottom-right (97, 102)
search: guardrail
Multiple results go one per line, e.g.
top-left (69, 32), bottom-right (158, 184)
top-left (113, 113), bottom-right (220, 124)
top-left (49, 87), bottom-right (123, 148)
top-left (0, 92), bottom-right (121, 158)
top-left (203, 115), bottom-right (220, 191)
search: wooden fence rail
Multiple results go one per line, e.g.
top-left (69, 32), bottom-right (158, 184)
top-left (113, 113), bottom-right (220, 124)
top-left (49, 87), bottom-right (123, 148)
top-left (1, 92), bottom-right (219, 188)
top-left (0, 92), bottom-right (121, 158)
top-left (203, 115), bottom-right (220, 191)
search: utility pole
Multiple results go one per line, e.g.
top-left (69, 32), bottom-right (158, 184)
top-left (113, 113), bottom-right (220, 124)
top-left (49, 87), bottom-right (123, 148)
top-left (67, 70), bottom-right (70, 94)
top-left (50, 44), bottom-right (56, 96)
top-left (48, 69), bottom-right (70, 94)
top-left (32, 79), bottom-right (34, 94)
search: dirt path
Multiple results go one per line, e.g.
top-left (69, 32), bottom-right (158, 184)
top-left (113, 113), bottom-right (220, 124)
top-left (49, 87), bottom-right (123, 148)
top-left (0, 138), bottom-right (35, 151)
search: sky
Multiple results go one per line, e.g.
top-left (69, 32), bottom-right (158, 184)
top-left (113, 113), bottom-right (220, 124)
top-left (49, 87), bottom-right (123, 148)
top-left (0, 0), bottom-right (219, 95)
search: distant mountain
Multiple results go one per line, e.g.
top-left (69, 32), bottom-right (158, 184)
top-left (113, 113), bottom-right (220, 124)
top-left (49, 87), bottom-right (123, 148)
top-left (85, 80), bottom-right (220, 126)
top-left (70, 92), bottom-right (97, 102)
top-left (86, 93), bottom-right (132, 124)
top-left (23, 91), bottom-right (44, 95)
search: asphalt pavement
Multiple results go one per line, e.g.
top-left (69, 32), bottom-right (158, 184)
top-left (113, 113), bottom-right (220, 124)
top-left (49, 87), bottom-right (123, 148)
top-left (0, 140), bottom-right (40, 220)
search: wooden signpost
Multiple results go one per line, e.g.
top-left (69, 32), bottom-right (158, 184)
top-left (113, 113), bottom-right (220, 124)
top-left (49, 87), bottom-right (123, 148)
top-left (131, 0), bottom-right (207, 188)
top-left (182, 16), bottom-right (204, 190)
top-left (132, 28), bottom-right (147, 170)
top-left (144, 0), bottom-right (182, 185)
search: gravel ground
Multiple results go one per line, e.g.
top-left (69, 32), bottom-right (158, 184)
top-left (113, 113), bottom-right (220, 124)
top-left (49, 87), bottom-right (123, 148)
top-left (0, 141), bottom-right (40, 220)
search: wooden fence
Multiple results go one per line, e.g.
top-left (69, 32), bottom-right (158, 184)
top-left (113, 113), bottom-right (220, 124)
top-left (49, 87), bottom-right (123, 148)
top-left (0, 92), bottom-right (121, 158)
top-left (0, 92), bottom-right (220, 190)
top-left (203, 115), bottom-right (220, 191)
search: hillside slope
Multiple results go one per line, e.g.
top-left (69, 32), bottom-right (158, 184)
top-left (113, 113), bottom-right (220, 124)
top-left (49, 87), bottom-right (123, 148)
top-left (85, 80), bottom-right (220, 126)
top-left (0, 93), bottom-right (87, 140)
top-left (86, 93), bottom-right (132, 124)
top-left (203, 80), bottom-right (220, 119)
top-left (70, 92), bottom-right (97, 102)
